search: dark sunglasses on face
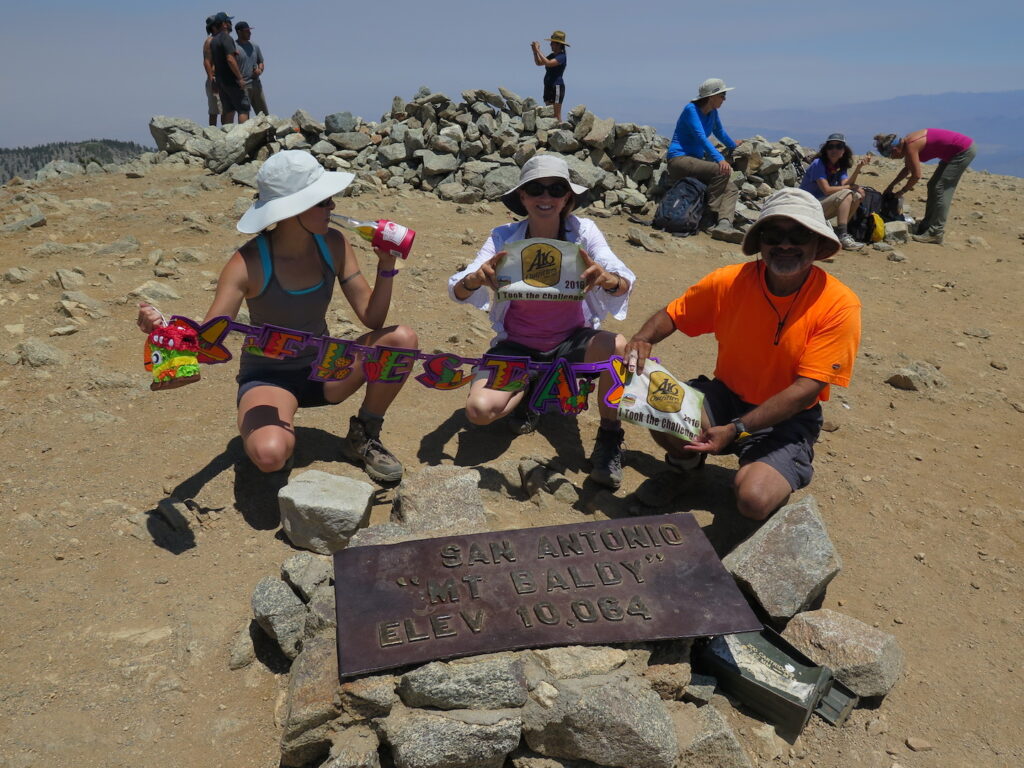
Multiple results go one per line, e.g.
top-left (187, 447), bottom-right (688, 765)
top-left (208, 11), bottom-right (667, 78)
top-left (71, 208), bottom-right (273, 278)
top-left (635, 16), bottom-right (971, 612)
top-left (824, 143), bottom-right (845, 150)
top-left (759, 224), bottom-right (815, 246)
top-left (314, 198), bottom-right (333, 208)
top-left (521, 180), bottom-right (571, 198)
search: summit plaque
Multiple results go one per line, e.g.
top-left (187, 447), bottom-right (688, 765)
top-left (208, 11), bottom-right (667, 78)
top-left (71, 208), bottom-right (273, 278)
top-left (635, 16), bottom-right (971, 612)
top-left (333, 513), bottom-right (760, 678)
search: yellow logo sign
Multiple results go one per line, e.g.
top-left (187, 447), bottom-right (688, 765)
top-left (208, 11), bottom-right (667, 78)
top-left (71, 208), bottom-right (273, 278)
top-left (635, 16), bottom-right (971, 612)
top-left (522, 243), bottom-right (562, 287)
top-left (647, 371), bottom-right (684, 413)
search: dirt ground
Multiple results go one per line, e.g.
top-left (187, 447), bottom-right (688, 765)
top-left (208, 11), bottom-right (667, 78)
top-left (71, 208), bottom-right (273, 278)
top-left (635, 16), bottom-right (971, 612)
top-left (0, 160), bottom-right (1021, 768)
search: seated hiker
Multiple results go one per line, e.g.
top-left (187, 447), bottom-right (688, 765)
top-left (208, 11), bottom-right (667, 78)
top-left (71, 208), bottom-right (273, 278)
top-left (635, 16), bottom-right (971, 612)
top-left (874, 129), bottom-right (976, 245)
top-left (666, 77), bottom-right (742, 241)
top-left (624, 188), bottom-right (862, 520)
top-left (799, 133), bottom-right (871, 251)
top-left (137, 150), bottom-right (417, 482)
top-left (448, 155), bottom-right (635, 490)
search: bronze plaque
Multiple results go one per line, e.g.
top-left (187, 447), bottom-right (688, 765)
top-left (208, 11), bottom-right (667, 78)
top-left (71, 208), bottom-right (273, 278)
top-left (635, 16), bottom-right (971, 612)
top-left (333, 513), bottom-right (760, 678)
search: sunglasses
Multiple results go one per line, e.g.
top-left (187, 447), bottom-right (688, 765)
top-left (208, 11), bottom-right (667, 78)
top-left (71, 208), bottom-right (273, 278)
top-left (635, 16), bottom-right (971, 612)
top-left (759, 224), bottom-right (816, 246)
top-left (314, 198), bottom-right (333, 208)
top-left (824, 143), bottom-right (845, 151)
top-left (521, 180), bottom-right (571, 198)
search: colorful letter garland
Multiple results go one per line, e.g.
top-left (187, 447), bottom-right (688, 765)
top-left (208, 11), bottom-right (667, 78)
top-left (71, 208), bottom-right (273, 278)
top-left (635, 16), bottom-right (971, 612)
top-left (146, 316), bottom-right (629, 416)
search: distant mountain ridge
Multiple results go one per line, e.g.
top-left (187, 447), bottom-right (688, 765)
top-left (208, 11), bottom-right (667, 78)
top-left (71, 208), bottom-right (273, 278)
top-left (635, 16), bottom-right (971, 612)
top-left (642, 90), bottom-right (1024, 178)
top-left (0, 139), bottom-right (153, 184)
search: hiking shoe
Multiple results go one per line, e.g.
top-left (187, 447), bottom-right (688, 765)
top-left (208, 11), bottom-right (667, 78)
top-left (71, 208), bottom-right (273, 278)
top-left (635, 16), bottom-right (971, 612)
top-left (633, 452), bottom-right (706, 507)
top-left (710, 219), bottom-right (744, 244)
top-left (342, 416), bottom-right (403, 483)
top-left (507, 381), bottom-right (540, 435)
top-left (911, 233), bottom-right (944, 245)
top-left (589, 426), bottom-right (625, 490)
top-left (839, 234), bottom-right (865, 251)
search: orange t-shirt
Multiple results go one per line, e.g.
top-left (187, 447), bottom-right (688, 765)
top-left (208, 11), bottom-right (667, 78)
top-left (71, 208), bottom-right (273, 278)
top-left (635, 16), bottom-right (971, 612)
top-left (665, 262), bottom-right (861, 405)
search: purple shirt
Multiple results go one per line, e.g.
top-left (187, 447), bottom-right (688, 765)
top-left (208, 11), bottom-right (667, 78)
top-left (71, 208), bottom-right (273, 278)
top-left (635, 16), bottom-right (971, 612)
top-left (920, 129), bottom-right (973, 163)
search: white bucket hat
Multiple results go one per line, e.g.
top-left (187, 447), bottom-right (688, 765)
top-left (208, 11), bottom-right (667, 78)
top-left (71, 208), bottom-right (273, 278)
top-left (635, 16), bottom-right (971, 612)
top-left (237, 150), bottom-right (355, 234)
top-left (501, 155), bottom-right (590, 216)
top-left (692, 77), bottom-right (735, 102)
top-left (741, 188), bottom-right (841, 261)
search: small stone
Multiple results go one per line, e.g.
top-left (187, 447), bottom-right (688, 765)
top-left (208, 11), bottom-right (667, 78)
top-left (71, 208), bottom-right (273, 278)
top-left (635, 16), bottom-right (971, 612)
top-left (905, 737), bottom-right (933, 752)
top-left (963, 328), bottom-right (991, 339)
top-left (990, 360), bottom-right (1007, 370)
top-left (886, 251), bottom-right (906, 262)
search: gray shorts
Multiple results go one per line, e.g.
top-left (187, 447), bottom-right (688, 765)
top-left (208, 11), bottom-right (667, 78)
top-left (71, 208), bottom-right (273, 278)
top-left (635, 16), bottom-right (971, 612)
top-left (237, 365), bottom-right (330, 408)
top-left (205, 78), bottom-right (221, 115)
top-left (688, 376), bottom-right (822, 491)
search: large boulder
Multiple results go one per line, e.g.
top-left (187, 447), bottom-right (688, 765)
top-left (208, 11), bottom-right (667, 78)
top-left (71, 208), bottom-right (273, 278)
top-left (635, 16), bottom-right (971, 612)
top-left (278, 470), bottom-right (374, 555)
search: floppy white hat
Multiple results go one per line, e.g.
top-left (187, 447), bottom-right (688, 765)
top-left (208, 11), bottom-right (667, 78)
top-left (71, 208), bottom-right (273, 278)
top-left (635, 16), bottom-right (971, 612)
top-left (692, 77), bottom-right (735, 101)
top-left (237, 150), bottom-right (355, 234)
top-left (501, 155), bottom-right (590, 216)
top-left (741, 188), bottom-right (841, 261)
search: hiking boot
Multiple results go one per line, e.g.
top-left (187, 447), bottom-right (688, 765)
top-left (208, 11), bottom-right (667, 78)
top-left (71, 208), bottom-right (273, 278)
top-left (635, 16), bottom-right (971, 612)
top-left (507, 380), bottom-right (540, 435)
top-left (911, 233), bottom-right (944, 245)
top-left (633, 452), bottom-right (706, 508)
top-left (839, 233), bottom-right (865, 251)
top-left (710, 219), bottom-right (744, 244)
top-left (589, 426), bottom-right (625, 490)
top-left (342, 416), bottom-right (403, 483)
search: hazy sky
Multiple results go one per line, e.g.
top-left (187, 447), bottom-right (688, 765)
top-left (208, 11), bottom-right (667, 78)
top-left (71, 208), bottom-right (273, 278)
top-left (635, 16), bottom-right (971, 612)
top-left (2, 0), bottom-right (1022, 148)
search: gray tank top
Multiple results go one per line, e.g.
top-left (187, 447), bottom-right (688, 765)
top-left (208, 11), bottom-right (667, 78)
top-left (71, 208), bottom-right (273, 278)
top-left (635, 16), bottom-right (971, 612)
top-left (238, 233), bottom-right (337, 374)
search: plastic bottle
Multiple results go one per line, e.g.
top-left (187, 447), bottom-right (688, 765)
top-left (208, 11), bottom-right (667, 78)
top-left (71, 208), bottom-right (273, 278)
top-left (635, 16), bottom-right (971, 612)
top-left (330, 214), bottom-right (416, 260)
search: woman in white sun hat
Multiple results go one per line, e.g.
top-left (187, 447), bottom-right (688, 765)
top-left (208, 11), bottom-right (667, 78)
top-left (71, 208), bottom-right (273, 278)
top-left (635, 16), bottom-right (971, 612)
top-left (137, 150), bottom-right (417, 482)
top-left (449, 154), bottom-right (635, 491)
top-left (666, 77), bottom-right (742, 240)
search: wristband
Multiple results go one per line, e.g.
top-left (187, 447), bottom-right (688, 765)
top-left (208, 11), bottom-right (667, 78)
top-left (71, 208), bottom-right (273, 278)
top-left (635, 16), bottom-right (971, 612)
top-left (603, 274), bottom-right (622, 295)
top-left (377, 268), bottom-right (398, 278)
top-left (730, 418), bottom-right (752, 443)
top-left (461, 275), bottom-right (478, 292)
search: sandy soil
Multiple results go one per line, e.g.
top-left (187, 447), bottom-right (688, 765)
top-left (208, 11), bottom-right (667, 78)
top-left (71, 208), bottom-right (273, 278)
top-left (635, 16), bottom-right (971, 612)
top-left (0, 160), bottom-right (1021, 768)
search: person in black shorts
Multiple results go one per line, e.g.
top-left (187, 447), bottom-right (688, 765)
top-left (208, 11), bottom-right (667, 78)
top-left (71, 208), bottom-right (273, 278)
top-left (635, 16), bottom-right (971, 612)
top-left (209, 11), bottom-right (249, 124)
top-left (531, 30), bottom-right (569, 122)
top-left (137, 151), bottom-right (417, 482)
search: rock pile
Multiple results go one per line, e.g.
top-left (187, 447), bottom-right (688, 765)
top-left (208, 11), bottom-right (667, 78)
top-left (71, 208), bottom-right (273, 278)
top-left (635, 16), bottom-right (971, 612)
top-left (230, 469), bottom-right (903, 768)
top-left (143, 85), bottom-right (810, 221)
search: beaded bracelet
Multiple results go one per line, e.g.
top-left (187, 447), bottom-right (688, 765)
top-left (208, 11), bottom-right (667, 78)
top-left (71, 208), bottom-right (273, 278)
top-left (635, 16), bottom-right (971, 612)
top-left (378, 267), bottom-right (399, 278)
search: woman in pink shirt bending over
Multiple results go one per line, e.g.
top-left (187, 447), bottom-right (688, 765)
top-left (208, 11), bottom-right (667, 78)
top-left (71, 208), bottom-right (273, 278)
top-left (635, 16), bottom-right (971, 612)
top-left (874, 129), bottom-right (976, 245)
top-left (449, 155), bottom-right (635, 490)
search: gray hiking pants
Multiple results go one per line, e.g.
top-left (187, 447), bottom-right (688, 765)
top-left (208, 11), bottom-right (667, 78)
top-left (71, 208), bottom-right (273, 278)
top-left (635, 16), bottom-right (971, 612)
top-left (918, 142), bottom-right (976, 237)
top-left (666, 155), bottom-right (739, 225)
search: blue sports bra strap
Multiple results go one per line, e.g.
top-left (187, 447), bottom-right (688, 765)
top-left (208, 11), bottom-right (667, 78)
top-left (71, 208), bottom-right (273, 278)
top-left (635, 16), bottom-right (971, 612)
top-left (256, 233), bottom-right (273, 295)
top-left (313, 234), bottom-right (335, 274)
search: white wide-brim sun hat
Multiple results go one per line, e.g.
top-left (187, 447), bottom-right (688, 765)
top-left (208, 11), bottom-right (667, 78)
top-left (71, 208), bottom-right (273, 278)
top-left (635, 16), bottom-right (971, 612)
top-left (741, 188), bottom-right (841, 261)
top-left (237, 150), bottom-right (355, 234)
top-left (691, 77), bottom-right (735, 101)
top-left (500, 155), bottom-right (590, 217)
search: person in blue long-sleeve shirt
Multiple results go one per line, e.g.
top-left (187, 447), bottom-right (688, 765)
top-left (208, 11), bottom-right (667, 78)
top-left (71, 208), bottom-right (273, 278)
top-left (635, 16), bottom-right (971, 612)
top-left (667, 78), bottom-right (743, 240)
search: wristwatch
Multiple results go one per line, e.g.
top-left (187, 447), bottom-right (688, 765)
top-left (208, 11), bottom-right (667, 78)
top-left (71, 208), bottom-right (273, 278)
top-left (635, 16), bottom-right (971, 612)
top-left (730, 418), bottom-right (752, 443)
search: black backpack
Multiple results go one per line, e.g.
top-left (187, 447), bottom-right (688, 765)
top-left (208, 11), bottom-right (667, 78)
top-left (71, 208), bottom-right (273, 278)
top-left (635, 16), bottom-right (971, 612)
top-left (653, 177), bottom-right (707, 236)
top-left (879, 191), bottom-right (902, 223)
top-left (848, 186), bottom-right (883, 243)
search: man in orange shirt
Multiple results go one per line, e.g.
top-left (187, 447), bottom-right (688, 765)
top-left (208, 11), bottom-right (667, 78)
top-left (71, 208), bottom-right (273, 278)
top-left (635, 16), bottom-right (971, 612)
top-left (624, 188), bottom-right (861, 520)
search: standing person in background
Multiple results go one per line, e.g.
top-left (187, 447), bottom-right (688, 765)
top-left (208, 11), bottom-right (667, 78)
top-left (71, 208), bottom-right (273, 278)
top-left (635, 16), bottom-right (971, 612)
top-left (874, 129), bottom-right (976, 245)
top-left (799, 133), bottom-right (871, 251)
top-left (203, 16), bottom-right (221, 126)
top-left (235, 21), bottom-right (268, 116)
top-left (531, 31), bottom-right (569, 122)
top-left (666, 78), bottom-right (742, 242)
top-left (209, 11), bottom-right (249, 124)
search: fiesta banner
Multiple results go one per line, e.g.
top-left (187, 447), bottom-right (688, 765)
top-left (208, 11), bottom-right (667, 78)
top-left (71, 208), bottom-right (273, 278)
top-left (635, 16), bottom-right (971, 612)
top-left (144, 315), bottom-right (632, 416)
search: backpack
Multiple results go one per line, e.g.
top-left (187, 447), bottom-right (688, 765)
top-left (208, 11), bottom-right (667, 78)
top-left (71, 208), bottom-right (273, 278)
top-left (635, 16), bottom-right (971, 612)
top-left (848, 186), bottom-right (883, 243)
top-left (879, 191), bottom-right (902, 223)
top-left (653, 177), bottom-right (707, 236)
top-left (868, 212), bottom-right (885, 243)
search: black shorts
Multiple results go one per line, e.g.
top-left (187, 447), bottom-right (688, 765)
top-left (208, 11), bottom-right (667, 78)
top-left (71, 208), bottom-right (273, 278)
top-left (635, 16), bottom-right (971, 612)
top-left (236, 366), bottom-right (330, 408)
top-left (485, 327), bottom-right (600, 366)
top-left (219, 82), bottom-right (250, 113)
top-left (543, 82), bottom-right (566, 105)
top-left (688, 376), bottom-right (822, 492)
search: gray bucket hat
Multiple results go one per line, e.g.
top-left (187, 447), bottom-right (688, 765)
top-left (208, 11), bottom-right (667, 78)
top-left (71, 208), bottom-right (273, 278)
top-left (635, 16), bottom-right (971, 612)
top-left (692, 78), bottom-right (735, 101)
top-left (741, 188), bottom-right (841, 261)
top-left (501, 155), bottom-right (589, 217)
